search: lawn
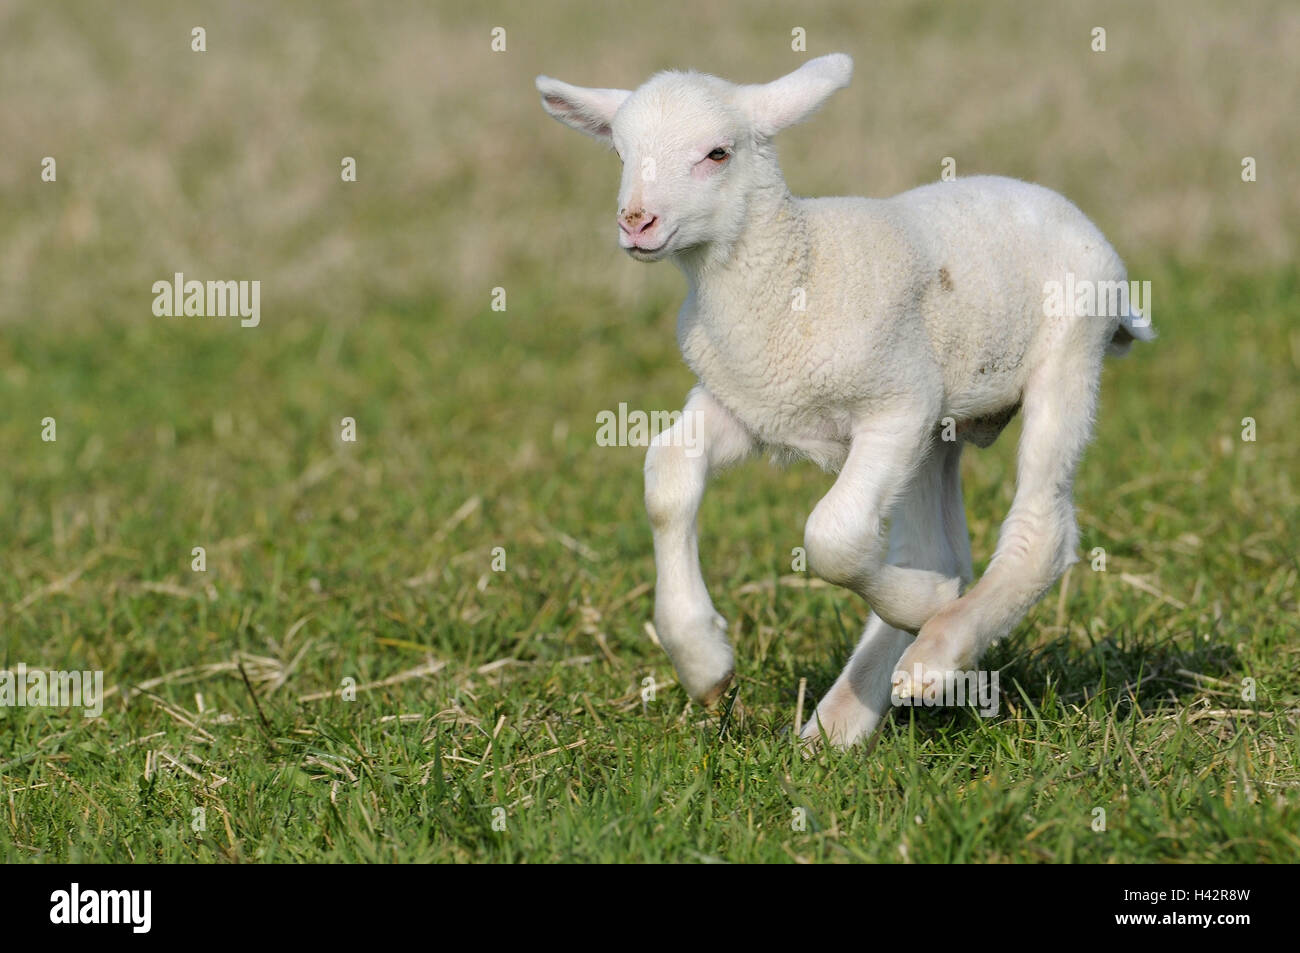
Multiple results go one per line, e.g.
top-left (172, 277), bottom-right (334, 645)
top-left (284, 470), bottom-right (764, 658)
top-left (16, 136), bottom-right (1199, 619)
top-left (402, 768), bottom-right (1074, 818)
top-left (1, 0), bottom-right (1297, 863)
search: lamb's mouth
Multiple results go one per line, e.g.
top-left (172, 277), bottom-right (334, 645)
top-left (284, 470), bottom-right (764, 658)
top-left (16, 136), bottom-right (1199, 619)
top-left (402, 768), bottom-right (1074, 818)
top-left (625, 228), bottom-right (679, 259)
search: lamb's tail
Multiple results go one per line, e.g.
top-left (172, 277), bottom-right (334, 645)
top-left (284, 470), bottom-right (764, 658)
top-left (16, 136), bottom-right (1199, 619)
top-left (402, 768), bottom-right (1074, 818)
top-left (1107, 307), bottom-right (1156, 357)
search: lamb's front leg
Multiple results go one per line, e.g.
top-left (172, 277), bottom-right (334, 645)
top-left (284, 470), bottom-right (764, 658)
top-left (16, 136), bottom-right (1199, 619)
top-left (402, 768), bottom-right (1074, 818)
top-left (803, 410), bottom-right (964, 634)
top-left (645, 385), bottom-right (755, 704)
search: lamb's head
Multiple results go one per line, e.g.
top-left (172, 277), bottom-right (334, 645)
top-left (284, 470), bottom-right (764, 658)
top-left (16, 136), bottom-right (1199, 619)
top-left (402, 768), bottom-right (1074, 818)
top-left (536, 54), bottom-right (853, 263)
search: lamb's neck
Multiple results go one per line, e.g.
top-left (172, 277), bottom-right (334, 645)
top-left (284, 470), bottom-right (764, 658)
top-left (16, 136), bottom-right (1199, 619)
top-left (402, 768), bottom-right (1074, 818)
top-left (676, 187), bottom-right (810, 323)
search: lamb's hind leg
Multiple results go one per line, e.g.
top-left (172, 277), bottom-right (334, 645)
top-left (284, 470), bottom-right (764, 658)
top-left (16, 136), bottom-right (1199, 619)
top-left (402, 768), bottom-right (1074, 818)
top-left (896, 341), bottom-right (1105, 692)
top-left (802, 439), bottom-right (972, 747)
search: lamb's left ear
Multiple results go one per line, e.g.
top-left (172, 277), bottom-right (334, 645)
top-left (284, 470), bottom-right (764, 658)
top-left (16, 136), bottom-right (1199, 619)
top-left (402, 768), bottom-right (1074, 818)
top-left (536, 76), bottom-right (631, 144)
top-left (736, 53), bottom-right (853, 138)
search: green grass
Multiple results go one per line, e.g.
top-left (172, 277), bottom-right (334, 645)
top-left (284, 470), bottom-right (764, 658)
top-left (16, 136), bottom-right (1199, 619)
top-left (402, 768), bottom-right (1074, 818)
top-left (1, 261), bottom-right (1297, 863)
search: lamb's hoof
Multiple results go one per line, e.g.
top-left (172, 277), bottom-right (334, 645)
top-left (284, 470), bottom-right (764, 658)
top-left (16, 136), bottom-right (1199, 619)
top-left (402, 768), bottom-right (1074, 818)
top-left (696, 671), bottom-right (733, 708)
top-left (889, 663), bottom-right (928, 704)
top-left (799, 693), bottom-right (869, 751)
top-left (658, 610), bottom-right (734, 703)
top-left (893, 641), bottom-right (967, 703)
top-left (798, 717), bottom-right (827, 757)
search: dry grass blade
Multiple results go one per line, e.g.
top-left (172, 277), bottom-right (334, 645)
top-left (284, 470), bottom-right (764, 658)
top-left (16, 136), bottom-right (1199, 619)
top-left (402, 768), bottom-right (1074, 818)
top-left (298, 658), bottom-right (446, 703)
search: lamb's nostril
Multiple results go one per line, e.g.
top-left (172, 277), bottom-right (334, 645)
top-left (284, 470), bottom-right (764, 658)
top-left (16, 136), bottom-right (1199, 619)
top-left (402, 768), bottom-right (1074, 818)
top-left (636, 215), bottom-right (658, 235)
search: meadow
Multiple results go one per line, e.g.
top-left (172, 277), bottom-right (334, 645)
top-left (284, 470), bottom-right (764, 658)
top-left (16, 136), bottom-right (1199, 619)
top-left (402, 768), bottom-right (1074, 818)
top-left (0, 0), bottom-right (1296, 862)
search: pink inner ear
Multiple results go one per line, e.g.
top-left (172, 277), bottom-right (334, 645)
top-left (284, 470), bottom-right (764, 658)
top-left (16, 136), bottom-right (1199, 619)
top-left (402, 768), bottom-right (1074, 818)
top-left (546, 95), bottom-right (610, 135)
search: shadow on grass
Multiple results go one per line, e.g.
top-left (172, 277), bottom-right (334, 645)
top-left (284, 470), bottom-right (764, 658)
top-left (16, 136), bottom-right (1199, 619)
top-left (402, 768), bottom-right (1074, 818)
top-left (751, 624), bottom-right (1244, 742)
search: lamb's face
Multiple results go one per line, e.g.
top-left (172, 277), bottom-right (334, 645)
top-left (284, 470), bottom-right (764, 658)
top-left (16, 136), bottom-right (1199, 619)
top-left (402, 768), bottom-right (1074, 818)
top-left (608, 78), bottom-right (754, 262)
top-left (537, 54), bottom-right (853, 264)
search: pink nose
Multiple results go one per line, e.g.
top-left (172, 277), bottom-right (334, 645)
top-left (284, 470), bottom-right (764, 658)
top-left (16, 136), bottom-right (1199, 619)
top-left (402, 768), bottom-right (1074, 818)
top-left (618, 209), bottom-right (658, 236)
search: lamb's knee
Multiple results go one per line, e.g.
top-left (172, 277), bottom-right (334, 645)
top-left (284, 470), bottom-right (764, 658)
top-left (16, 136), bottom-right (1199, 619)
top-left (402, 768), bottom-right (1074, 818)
top-left (1052, 517), bottom-right (1081, 579)
top-left (997, 508), bottom-right (1078, 587)
top-left (804, 503), bottom-right (880, 587)
top-left (1037, 510), bottom-right (1079, 580)
top-left (644, 442), bottom-right (702, 531)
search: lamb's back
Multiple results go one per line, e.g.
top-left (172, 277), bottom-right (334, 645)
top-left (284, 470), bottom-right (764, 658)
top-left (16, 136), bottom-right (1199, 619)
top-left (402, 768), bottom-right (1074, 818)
top-left (799, 176), bottom-right (1123, 418)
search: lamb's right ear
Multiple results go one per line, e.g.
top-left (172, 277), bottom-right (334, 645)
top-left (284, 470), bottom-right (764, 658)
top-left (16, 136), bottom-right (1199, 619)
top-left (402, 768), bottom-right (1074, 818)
top-left (535, 76), bottom-right (631, 144)
top-left (736, 53), bottom-right (853, 138)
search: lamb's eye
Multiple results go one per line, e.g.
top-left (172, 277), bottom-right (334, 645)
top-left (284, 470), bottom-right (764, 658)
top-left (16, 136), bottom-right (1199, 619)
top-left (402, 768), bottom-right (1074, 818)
top-left (707, 147), bottom-right (729, 161)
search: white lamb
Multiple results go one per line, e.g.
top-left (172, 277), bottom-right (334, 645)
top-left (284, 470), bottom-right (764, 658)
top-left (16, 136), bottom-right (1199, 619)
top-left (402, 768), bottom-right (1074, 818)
top-left (536, 54), bottom-right (1154, 748)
